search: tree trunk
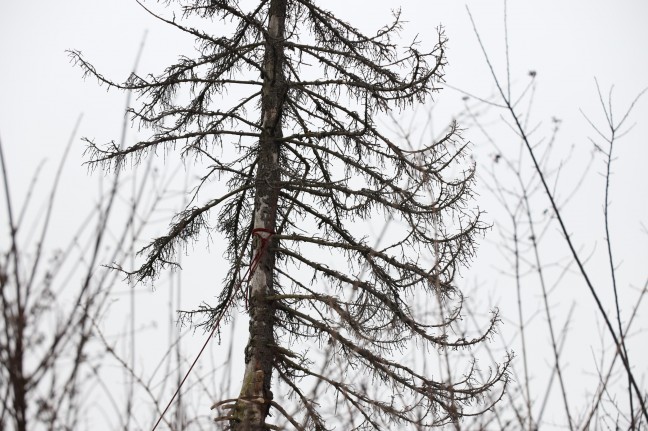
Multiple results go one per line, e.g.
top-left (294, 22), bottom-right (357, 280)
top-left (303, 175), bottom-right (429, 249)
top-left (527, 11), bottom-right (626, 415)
top-left (230, 1), bottom-right (287, 430)
top-left (10, 326), bottom-right (27, 431)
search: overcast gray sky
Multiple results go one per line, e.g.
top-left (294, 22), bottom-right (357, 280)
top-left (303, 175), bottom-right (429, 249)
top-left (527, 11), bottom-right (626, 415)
top-left (1, 1), bottom-right (647, 429)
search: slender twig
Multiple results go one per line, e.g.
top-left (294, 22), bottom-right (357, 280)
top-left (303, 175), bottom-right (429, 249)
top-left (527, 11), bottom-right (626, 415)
top-left (468, 7), bottom-right (648, 421)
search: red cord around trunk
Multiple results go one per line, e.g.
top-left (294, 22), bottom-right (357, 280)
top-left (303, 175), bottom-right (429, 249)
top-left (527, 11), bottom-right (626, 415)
top-left (246, 227), bottom-right (274, 308)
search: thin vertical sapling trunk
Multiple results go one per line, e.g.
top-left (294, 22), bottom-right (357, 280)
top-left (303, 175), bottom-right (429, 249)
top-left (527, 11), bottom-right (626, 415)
top-left (233, 0), bottom-right (287, 428)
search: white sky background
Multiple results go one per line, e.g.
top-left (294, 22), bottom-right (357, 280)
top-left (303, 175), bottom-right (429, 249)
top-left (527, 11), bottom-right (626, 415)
top-left (1, 0), bottom-right (647, 429)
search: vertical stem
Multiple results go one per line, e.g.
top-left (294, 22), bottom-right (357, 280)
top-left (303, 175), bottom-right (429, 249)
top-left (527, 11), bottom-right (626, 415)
top-left (511, 211), bottom-right (533, 430)
top-left (0, 136), bottom-right (27, 431)
top-left (231, 1), bottom-right (287, 429)
top-left (522, 192), bottom-right (573, 430)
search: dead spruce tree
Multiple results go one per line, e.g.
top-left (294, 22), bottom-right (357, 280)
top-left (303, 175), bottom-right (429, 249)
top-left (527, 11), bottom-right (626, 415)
top-left (70, 0), bottom-right (509, 428)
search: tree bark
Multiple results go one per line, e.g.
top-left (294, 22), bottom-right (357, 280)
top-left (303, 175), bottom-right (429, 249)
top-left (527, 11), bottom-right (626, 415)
top-left (231, 1), bottom-right (287, 430)
top-left (10, 318), bottom-right (27, 431)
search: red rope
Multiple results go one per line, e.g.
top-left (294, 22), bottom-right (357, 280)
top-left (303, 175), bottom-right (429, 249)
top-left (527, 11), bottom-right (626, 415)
top-left (151, 226), bottom-right (274, 431)
top-left (246, 227), bottom-right (275, 308)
